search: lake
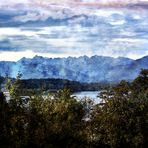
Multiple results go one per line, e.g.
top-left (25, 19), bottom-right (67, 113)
top-left (4, 90), bottom-right (102, 104)
top-left (73, 91), bottom-right (102, 104)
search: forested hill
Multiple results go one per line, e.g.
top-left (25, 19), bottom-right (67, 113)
top-left (0, 77), bottom-right (109, 92)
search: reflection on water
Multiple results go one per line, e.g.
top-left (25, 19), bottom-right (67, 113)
top-left (73, 91), bottom-right (101, 104)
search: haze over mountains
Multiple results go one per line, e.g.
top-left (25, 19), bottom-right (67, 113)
top-left (0, 55), bottom-right (147, 83)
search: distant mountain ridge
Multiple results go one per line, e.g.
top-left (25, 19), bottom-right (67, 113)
top-left (0, 55), bottom-right (147, 82)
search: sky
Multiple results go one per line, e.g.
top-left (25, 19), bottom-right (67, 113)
top-left (0, 0), bottom-right (148, 61)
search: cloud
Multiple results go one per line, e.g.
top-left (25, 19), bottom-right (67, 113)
top-left (0, 0), bottom-right (147, 61)
top-left (1, 0), bottom-right (148, 10)
top-left (0, 0), bottom-right (148, 27)
top-left (0, 16), bottom-right (148, 60)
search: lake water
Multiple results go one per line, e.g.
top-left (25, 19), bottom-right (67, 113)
top-left (4, 90), bottom-right (102, 104)
top-left (73, 91), bottom-right (102, 104)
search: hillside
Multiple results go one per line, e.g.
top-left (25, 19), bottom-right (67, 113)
top-left (0, 55), bottom-right (147, 82)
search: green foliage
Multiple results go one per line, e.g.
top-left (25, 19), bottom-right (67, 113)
top-left (91, 69), bottom-right (148, 148)
top-left (132, 69), bottom-right (148, 96)
top-left (0, 69), bottom-right (148, 148)
top-left (0, 92), bottom-right (10, 147)
top-left (5, 73), bottom-right (22, 98)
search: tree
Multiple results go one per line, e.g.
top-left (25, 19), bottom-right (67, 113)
top-left (91, 69), bottom-right (148, 148)
top-left (0, 92), bottom-right (10, 147)
top-left (132, 69), bottom-right (148, 96)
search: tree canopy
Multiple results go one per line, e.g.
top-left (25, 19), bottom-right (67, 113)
top-left (0, 69), bottom-right (148, 148)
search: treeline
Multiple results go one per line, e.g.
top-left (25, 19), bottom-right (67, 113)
top-left (19, 79), bottom-right (110, 92)
top-left (0, 76), bottom-right (110, 92)
top-left (0, 69), bottom-right (148, 148)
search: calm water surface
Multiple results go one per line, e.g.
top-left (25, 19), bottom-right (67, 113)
top-left (5, 91), bottom-right (102, 104)
top-left (73, 91), bottom-right (102, 104)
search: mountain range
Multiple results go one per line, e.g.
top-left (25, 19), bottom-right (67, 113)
top-left (0, 55), bottom-right (147, 83)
